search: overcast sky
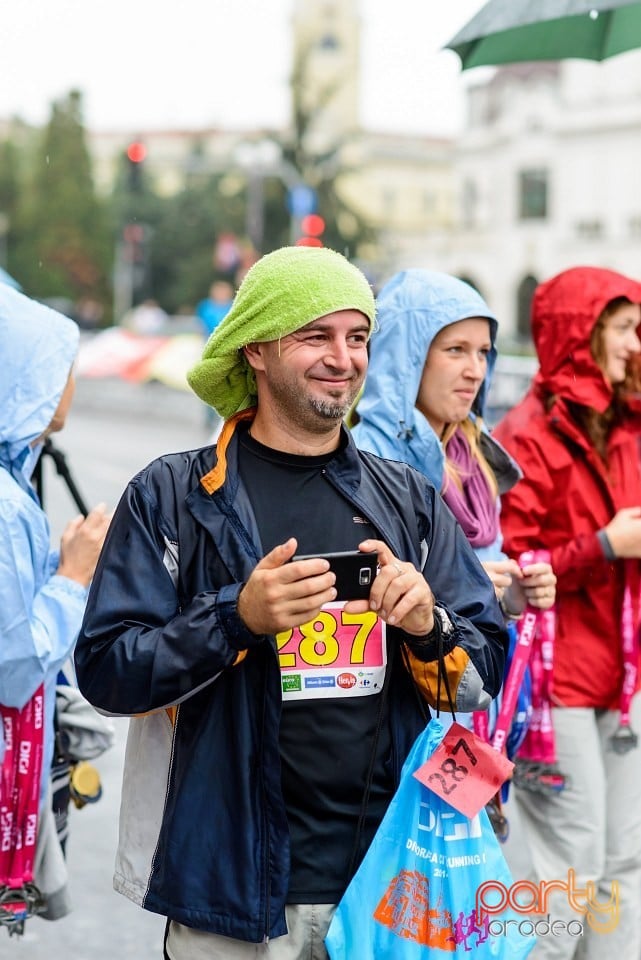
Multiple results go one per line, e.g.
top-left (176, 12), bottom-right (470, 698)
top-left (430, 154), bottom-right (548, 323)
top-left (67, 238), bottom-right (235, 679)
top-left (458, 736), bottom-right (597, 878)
top-left (1, 0), bottom-right (488, 136)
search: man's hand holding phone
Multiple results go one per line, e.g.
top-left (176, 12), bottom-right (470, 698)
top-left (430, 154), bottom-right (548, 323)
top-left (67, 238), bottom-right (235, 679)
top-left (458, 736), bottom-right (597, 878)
top-left (237, 538), bottom-right (339, 636)
top-left (237, 536), bottom-right (435, 639)
top-left (343, 539), bottom-right (436, 638)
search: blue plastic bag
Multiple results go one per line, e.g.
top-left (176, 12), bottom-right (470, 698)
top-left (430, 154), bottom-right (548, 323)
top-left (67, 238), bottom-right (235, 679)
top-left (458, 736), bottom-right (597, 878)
top-left (325, 720), bottom-right (534, 959)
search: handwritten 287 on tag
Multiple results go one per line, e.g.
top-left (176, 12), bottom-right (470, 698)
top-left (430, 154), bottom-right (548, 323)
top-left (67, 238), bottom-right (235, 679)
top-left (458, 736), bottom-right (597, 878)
top-left (413, 722), bottom-right (514, 819)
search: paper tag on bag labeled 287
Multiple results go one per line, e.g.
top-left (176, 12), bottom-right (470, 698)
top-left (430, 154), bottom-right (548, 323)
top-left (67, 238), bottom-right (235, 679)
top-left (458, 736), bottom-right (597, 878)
top-left (413, 722), bottom-right (514, 819)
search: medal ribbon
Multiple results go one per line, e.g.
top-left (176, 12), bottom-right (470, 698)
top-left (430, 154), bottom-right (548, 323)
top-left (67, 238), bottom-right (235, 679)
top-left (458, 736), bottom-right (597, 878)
top-left (0, 686), bottom-right (44, 888)
top-left (619, 560), bottom-right (639, 729)
top-left (472, 550), bottom-right (552, 758)
top-left (533, 605), bottom-right (556, 764)
top-left (472, 709), bottom-right (489, 743)
top-left (608, 559), bottom-right (640, 754)
top-left (491, 607), bottom-right (538, 753)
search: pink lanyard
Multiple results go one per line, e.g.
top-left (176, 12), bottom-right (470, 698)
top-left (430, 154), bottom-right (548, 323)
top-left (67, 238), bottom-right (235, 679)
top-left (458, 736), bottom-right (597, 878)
top-left (491, 607), bottom-right (538, 753)
top-left (0, 686), bottom-right (44, 889)
top-left (520, 605), bottom-right (556, 765)
top-left (609, 560), bottom-right (639, 754)
top-left (473, 550), bottom-right (552, 757)
top-left (472, 709), bottom-right (490, 743)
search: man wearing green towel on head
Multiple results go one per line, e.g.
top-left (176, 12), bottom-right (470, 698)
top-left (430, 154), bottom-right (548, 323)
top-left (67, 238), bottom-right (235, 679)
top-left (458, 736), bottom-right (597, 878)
top-left (75, 246), bottom-right (507, 959)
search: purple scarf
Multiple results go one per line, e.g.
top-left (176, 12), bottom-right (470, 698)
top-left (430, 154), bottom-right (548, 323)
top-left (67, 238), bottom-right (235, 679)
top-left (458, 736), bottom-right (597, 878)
top-left (441, 428), bottom-right (499, 548)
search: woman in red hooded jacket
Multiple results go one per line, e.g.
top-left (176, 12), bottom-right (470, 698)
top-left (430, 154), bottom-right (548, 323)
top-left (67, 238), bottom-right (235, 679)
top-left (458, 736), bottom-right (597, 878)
top-left (494, 266), bottom-right (641, 960)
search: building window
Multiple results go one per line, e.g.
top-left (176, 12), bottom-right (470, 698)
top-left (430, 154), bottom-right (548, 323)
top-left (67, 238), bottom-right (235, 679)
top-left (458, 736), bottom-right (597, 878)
top-left (423, 191), bottom-right (436, 215)
top-left (462, 178), bottom-right (478, 228)
top-left (629, 216), bottom-right (641, 237)
top-left (516, 275), bottom-right (538, 340)
top-left (518, 169), bottom-right (548, 220)
top-left (319, 33), bottom-right (340, 50)
top-left (382, 188), bottom-right (396, 216)
top-left (575, 220), bottom-right (603, 239)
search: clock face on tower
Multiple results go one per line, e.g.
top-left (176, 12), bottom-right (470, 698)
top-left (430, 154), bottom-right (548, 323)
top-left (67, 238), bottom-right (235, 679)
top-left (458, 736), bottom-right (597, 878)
top-left (319, 33), bottom-right (340, 50)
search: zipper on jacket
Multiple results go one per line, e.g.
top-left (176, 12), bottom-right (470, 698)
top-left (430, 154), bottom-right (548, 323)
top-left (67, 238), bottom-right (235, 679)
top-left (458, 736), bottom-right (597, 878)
top-left (143, 705), bottom-right (180, 909)
top-left (259, 650), bottom-right (272, 942)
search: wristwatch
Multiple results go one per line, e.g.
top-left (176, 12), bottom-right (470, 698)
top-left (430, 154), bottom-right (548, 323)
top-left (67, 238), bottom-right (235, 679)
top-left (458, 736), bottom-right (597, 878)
top-left (432, 604), bottom-right (454, 638)
top-left (411, 604), bottom-right (454, 646)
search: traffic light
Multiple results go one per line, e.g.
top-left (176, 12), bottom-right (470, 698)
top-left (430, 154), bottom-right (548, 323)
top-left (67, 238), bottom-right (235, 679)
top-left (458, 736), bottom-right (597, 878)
top-left (126, 141), bottom-right (146, 193)
top-left (296, 213), bottom-right (326, 247)
top-left (122, 222), bottom-right (148, 292)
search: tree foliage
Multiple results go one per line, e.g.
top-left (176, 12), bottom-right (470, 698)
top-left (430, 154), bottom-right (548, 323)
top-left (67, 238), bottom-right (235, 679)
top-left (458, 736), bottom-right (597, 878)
top-left (0, 52), bottom-right (377, 321)
top-left (147, 173), bottom-right (246, 313)
top-left (10, 91), bottom-right (111, 306)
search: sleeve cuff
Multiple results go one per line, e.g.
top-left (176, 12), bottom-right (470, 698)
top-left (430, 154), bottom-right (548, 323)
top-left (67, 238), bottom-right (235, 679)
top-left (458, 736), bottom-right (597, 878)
top-left (216, 582), bottom-right (267, 651)
top-left (404, 605), bottom-right (458, 662)
top-left (597, 529), bottom-right (617, 562)
top-left (49, 574), bottom-right (89, 601)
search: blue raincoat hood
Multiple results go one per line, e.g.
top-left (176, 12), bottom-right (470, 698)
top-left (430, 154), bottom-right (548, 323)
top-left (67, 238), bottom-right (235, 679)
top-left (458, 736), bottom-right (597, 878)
top-left (353, 270), bottom-right (498, 488)
top-left (0, 284), bottom-right (79, 491)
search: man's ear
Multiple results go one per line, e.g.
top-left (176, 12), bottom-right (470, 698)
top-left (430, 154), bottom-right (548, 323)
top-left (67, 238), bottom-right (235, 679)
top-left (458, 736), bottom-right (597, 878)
top-left (243, 342), bottom-right (265, 373)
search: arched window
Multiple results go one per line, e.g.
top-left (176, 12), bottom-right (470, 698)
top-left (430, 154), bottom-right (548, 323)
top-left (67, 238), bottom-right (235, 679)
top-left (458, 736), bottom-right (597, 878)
top-left (517, 275), bottom-right (538, 341)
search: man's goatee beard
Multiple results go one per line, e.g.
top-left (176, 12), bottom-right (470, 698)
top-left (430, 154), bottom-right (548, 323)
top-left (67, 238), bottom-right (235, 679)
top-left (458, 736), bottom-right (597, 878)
top-left (308, 397), bottom-right (352, 420)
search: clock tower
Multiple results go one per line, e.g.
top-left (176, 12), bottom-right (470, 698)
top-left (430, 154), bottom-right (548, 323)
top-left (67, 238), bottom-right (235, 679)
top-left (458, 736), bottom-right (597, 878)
top-left (291, 0), bottom-right (361, 150)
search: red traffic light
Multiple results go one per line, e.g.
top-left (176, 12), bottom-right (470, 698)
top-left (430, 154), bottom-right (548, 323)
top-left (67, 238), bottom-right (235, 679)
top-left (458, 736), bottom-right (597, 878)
top-left (300, 214), bottom-right (325, 237)
top-left (296, 213), bottom-right (325, 247)
top-left (295, 237), bottom-right (323, 247)
top-left (126, 142), bottom-right (147, 163)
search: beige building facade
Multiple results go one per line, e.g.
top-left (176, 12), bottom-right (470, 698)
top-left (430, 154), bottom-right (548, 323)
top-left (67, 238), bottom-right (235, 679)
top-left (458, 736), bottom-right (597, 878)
top-left (87, 0), bottom-right (458, 280)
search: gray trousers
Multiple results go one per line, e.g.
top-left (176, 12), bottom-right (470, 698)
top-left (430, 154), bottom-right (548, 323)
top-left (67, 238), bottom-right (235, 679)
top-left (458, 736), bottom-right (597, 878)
top-left (166, 904), bottom-right (336, 960)
top-left (515, 695), bottom-right (641, 960)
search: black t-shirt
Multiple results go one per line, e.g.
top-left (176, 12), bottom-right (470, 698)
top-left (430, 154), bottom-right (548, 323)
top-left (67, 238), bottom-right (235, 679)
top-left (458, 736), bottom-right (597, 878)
top-left (238, 425), bottom-right (396, 903)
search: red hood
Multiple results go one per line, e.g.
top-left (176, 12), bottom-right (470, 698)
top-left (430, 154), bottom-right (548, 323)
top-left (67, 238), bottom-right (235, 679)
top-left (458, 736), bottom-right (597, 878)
top-left (532, 266), bottom-right (641, 413)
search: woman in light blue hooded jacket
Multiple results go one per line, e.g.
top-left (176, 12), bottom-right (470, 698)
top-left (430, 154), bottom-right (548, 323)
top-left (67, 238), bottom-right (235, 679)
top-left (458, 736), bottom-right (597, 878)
top-left (353, 269), bottom-right (556, 619)
top-left (352, 271), bottom-right (558, 818)
top-left (353, 270), bottom-right (559, 833)
top-left (0, 283), bottom-right (110, 913)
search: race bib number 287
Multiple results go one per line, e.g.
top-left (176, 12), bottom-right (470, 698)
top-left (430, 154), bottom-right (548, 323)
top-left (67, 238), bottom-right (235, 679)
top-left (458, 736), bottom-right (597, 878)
top-left (275, 601), bottom-right (387, 701)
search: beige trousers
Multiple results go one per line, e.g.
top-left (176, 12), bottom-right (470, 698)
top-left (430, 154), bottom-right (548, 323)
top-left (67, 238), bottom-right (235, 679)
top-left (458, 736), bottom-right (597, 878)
top-left (165, 903), bottom-right (336, 960)
top-left (515, 695), bottom-right (641, 960)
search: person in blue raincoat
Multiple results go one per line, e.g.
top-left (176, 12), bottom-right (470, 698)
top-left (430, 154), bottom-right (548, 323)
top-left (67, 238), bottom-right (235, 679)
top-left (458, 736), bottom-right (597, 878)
top-left (195, 280), bottom-right (235, 338)
top-left (0, 284), bottom-right (110, 918)
top-left (352, 271), bottom-right (556, 757)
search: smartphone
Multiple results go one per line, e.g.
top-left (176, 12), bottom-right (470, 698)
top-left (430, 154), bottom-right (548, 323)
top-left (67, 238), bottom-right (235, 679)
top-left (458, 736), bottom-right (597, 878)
top-left (293, 550), bottom-right (378, 601)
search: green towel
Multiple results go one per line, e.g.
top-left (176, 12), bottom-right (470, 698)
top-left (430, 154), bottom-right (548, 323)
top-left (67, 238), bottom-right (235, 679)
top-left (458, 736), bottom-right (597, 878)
top-left (187, 246), bottom-right (376, 419)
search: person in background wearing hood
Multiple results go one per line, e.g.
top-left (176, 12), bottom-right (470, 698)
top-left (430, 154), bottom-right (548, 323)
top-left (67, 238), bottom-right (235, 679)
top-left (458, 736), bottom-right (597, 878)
top-left (494, 267), bottom-right (641, 960)
top-left (0, 284), bottom-right (110, 924)
top-left (352, 270), bottom-right (556, 841)
top-left (353, 270), bottom-right (555, 626)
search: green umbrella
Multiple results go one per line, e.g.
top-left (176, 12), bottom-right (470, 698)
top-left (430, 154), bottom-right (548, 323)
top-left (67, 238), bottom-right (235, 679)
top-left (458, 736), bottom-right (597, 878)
top-left (447, 0), bottom-right (641, 70)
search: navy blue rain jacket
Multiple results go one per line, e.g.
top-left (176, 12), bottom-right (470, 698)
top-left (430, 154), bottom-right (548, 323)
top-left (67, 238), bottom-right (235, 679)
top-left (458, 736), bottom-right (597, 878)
top-left (75, 414), bottom-right (506, 942)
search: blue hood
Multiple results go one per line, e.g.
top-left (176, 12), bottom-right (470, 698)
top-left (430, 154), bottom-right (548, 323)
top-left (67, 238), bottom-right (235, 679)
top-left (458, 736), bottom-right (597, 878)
top-left (0, 284), bottom-right (79, 489)
top-left (353, 270), bottom-right (497, 488)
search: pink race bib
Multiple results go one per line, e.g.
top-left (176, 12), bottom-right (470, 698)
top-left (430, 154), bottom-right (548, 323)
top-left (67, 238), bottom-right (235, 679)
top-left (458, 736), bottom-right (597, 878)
top-left (276, 601), bottom-right (387, 701)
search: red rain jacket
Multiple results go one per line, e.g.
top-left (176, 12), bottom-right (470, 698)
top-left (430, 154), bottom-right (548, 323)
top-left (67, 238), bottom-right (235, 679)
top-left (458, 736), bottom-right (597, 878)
top-left (494, 266), bottom-right (641, 709)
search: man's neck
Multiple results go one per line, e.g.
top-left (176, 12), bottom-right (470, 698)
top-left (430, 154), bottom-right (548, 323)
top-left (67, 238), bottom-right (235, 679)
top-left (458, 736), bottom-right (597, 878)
top-left (250, 408), bottom-right (342, 456)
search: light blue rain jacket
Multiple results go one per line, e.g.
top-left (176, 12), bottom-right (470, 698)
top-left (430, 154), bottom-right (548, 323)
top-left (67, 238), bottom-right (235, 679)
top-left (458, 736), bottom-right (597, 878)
top-left (354, 272), bottom-right (528, 746)
top-left (352, 269), bottom-right (514, 564)
top-left (0, 284), bottom-right (85, 801)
